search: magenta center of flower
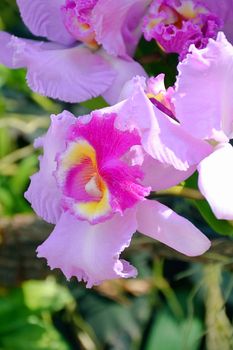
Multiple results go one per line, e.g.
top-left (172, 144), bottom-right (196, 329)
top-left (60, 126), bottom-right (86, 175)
top-left (143, 0), bottom-right (222, 58)
top-left (61, 0), bottom-right (99, 48)
top-left (55, 113), bottom-right (150, 224)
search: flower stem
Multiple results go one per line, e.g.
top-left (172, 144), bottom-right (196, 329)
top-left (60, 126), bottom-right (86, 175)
top-left (149, 186), bottom-right (204, 200)
top-left (203, 264), bottom-right (233, 350)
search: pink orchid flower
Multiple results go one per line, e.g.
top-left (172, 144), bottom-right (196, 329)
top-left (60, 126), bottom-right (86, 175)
top-left (25, 107), bottom-right (210, 287)
top-left (0, 0), bottom-right (148, 104)
top-left (174, 32), bottom-right (233, 220)
top-left (110, 74), bottom-right (212, 173)
top-left (142, 0), bottom-right (233, 60)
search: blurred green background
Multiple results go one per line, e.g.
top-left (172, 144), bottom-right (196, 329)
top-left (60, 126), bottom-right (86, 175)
top-left (0, 1), bottom-right (233, 349)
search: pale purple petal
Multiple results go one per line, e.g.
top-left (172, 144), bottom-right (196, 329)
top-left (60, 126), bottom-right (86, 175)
top-left (100, 51), bottom-right (147, 104)
top-left (37, 209), bottom-right (138, 287)
top-left (113, 77), bottom-right (212, 170)
top-left (92, 0), bottom-right (147, 57)
top-left (0, 32), bottom-right (38, 68)
top-left (25, 111), bottom-right (76, 224)
top-left (16, 0), bottom-right (74, 45)
top-left (174, 32), bottom-right (233, 142)
top-left (142, 154), bottom-right (196, 191)
top-left (10, 37), bottom-right (116, 103)
top-left (117, 75), bottom-right (147, 101)
top-left (0, 32), bottom-right (18, 68)
top-left (136, 200), bottom-right (210, 256)
top-left (198, 143), bottom-right (233, 220)
top-left (204, 0), bottom-right (233, 43)
top-left (221, 3), bottom-right (233, 44)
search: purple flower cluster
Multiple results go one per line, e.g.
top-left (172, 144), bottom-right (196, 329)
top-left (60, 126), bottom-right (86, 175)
top-left (1, 0), bottom-right (233, 287)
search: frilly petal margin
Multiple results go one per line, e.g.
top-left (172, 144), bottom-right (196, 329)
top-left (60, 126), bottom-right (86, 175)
top-left (136, 200), bottom-right (210, 256)
top-left (16, 0), bottom-right (74, 45)
top-left (37, 209), bottom-right (138, 287)
top-left (174, 32), bottom-right (233, 142)
top-left (9, 37), bottom-right (117, 103)
top-left (0, 32), bottom-right (40, 68)
top-left (25, 111), bottom-right (76, 224)
top-left (0, 32), bottom-right (21, 68)
top-left (198, 143), bottom-right (233, 220)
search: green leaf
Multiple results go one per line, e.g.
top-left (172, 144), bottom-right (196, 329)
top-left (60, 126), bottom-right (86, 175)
top-left (0, 289), bottom-right (29, 334)
top-left (146, 311), bottom-right (203, 350)
top-left (80, 96), bottom-right (108, 110)
top-left (6, 69), bottom-right (29, 95)
top-left (77, 291), bottom-right (150, 349)
top-left (185, 172), bottom-right (233, 237)
top-left (0, 283), bottom-right (71, 350)
top-left (193, 200), bottom-right (233, 237)
top-left (1, 320), bottom-right (70, 350)
top-left (0, 127), bottom-right (14, 158)
top-left (22, 278), bottom-right (74, 312)
top-left (10, 155), bottom-right (38, 195)
top-left (31, 93), bottom-right (61, 114)
top-left (0, 185), bottom-right (14, 215)
top-left (0, 66), bottom-right (9, 87)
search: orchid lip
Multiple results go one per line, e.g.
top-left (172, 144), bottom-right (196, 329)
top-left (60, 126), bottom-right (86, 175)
top-left (61, 0), bottom-right (99, 47)
top-left (54, 112), bottom-right (150, 224)
top-left (143, 0), bottom-right (222, 59)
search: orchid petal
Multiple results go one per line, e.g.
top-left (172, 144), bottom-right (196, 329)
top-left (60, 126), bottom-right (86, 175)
top-left (137, 200), bottom-right (210, 256)
top-left (101, 52), bottom-right (147, 104)
top-left (16, 0), bottom-right (74, 45)
top-left (174, 32), bottom-right (233, 142)
top-left (25, 111), bottom-right (76, 224)
top-left (0, 32), bottom-right (20, 68)
top-left (204, 0), bottom-right (233, 44)
top-left (142, 155), bottom-right (196, 191)
top-left (198, 143), bottom-right (233, 220)
top-left (114, 77), bottom-right (212, 170)
top-left (92, 0), bottom-right (146, 58)
top-left (37, 209), bottom-right (137, 287)
top-left (10, 37), bottom-right (116, 103)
